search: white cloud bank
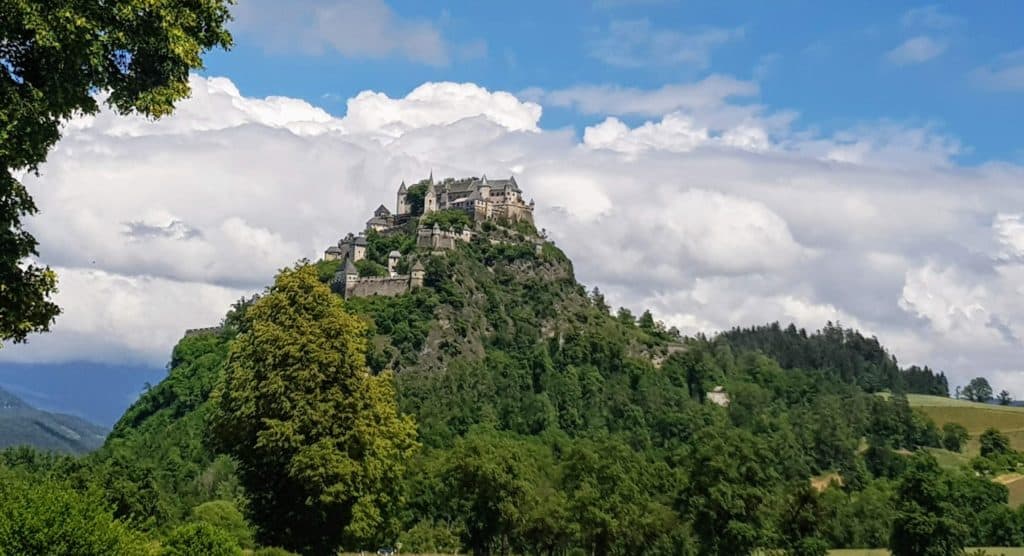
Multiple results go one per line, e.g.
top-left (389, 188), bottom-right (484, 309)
top-left (6, 75), bottom-right (1024, 395)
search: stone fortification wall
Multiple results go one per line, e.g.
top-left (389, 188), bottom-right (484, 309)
top-left (417, 227), bottom-right (472, 250)
top-left (184, 326), bottom-right (223, 337)
top-left (345, 276), bottom-right (410, 298)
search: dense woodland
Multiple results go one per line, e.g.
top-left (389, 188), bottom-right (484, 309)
top-left (1, 218), bottom-right (1022, 556)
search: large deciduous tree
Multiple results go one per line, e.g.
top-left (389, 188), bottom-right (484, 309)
top-left (209, 264), bottom-right (418, 555)
top-left (0, 0), bottom-right (233, 347)
top-left (889, 453), bottom-right (967, 556)
top-left (961, 377), bottom-right (993, 403)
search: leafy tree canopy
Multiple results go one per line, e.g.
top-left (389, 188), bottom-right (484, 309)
top-left (163, 522), bottom-right (241, 556)
top-left (0, 0), bottom-right (233, 347)
top-left (963, 377), bottom-right (994, 403)
top-left (0, 468), bottom-right (143, 555)
top-left (209, 263), bottom-right (418, 554)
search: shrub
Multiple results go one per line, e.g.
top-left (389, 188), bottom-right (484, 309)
top-left (0, 470), bottom-right (143, 555)
top-left (398, 519), bottom-right (462, 554)
top-left (980, 428), bottom-right (1012, 458)
top-left (314, 259), bottom-right (341, 283)
top-left (421, 209), bottom-right (472, 232)
top-left (190, 500), bottom-right (254, 548)
top-left (941, 422), bottom-right (969, 453)
top-left (162, 522), bottom-right (240, 556)
top-left (356, 258), bottom-right (388, 277)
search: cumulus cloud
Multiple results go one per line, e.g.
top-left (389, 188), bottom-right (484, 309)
top-left (885, 35), bottom-right (947, 65)
top-left (588, 19), bottom-right (743, 69)
top-left (232, 0), bottom-right (480, 66)
top-left (971, 49), bottom-right (1024, 92)
top-left (6, 75), bottom-right (1024, 395)
top-left (0, 268), bottom-right (246, 365)
top-left (343, 82), bottom-right (542, 136)
top-left (582, 114), bottom-right (771, 154)
top-left (995, 213), bottom-right (1024, 260)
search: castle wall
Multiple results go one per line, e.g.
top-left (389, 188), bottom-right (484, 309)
top-left (416, 227), bottom-right (470, 250)
top-left (345, 276), bottom-right (410, 298)
top-left (184, 326), bottom-right (223, 337)
top-left (497, 203), bottom-right (534, 224)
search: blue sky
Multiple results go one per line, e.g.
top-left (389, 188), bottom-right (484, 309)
top-left (208, 1), bottom-right (1024, 163)
top-left (4, 0), bottom-right (1024, 425)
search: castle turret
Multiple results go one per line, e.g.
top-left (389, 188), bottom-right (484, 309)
top-left (424, 179), bottom-right (438, 214)
top-left (353, 235), bottom-right (368, 262)
top-left (343, 259), bottom-right (359, 297)
top-left (410, 260), bottom-right (425, 289)
top-left (478, 174), bottom-right (491, 200)
top-left (387, 250), bottom-right (401, 277)
top-left (397, 181), bottom-right (408, 215)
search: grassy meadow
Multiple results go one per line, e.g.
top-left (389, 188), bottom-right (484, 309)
top-left (871, 394), bottom-right (1024, 509)
top-left (905, 394), bottom-right (1024, 455)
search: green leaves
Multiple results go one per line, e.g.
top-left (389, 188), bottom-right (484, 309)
top-left (0, 469), bottom-right (144, 555)
top-left (889, 453), bottom-right (969, 556)
top-left (209, 264), bottom-right (417, 554)
top-left (0, 0), bottom-right (232, 347)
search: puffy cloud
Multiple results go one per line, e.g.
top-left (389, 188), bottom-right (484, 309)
top-left (232, 0), bottom-right (469, 66)
top-left (588, 19), bottom-right (743, 69)
top-left (885, 36), bottom-right (947, 65)
top-left (995, 213), bottom-right (1024, 260)
top-left (583, 115), bottom-right (710, 154)
top-left (0, 268), bottom-right (246, 365)
top-left (342, 82), bottom-right (543, 136)
top-left (582, 114), bottom-right (772, 154)
top-left (5, 75), bottom-right (1024, 395)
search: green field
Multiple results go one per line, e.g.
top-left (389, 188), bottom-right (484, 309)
top-left (905, 394), bottom-right (1024, 455)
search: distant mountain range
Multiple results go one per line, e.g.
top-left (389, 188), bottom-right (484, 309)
top-left (0, 385), bottom-right (107, 454)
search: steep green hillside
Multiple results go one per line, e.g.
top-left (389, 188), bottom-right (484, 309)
top-left (0, 386), bottom-right (107, 454)
top-left (81, 219), bottom-right (1024, 554)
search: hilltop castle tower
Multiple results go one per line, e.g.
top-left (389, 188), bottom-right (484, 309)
top-left (396, 174), bottom-right (534, 224)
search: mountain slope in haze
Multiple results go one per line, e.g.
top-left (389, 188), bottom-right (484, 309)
top-left (0, 385), bottom-right (108, 454)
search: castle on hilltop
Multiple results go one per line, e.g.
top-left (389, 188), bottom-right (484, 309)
top-left (324, 173), bottom-right (535, 299)
top-left (398, 173), bottom-right (535, 224)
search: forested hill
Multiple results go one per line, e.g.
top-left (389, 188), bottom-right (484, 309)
top-left (22, 213), bottom-right (1021, 555)
top-left (721, 322), bottom-right (950, 395)
top-left (0, 385), bottom-right (107, 454)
